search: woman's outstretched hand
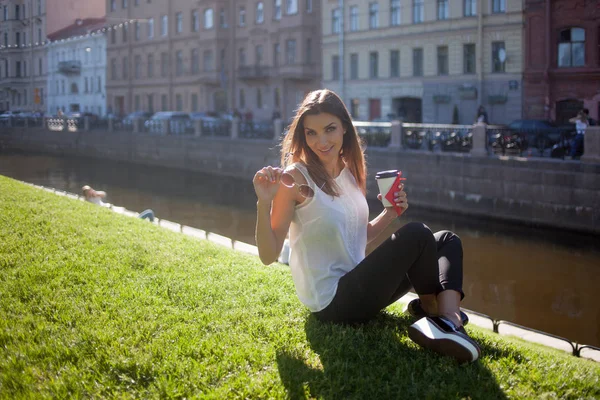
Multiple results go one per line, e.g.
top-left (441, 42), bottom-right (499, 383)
top-left (253, 166), bottom-right (284, 203)
top-left (377, 181), bottom-right (408, 214)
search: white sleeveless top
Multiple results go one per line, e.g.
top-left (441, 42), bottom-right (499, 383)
top-left (288, 163), bottom-right (369, 312)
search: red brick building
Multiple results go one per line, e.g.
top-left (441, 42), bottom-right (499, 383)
top-left (523, 0), bottom-right (600, 124)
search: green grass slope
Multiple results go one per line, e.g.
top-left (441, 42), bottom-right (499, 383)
top-left (0, 176), bottom-right (598, 399)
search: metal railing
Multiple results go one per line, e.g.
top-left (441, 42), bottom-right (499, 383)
top-left (239, 121), bottom-right (273, 139)
top-left (201, 119), bottom-right (231, 137)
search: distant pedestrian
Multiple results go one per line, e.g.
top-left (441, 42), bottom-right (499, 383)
top-left (582, 108), bottom-right (596, 126)
top-left (475, 105), bottom-right (488, 124)
top-left (82, 185), bottom-right (155, 222)
top-left (568, 110), bottom-right (588, 158)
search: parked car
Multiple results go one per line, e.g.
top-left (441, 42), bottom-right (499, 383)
top-left (506, 119), bottom-right (572, 155)
top-left (122, 111), bottom-right (153, 129)
top-left (144, 112), bottom-right (193, 134)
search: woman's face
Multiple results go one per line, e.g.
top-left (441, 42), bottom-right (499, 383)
top-left (302, 112), bottom-right (345, 165)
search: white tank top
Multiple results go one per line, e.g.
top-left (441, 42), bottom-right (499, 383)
top-left (288, 163), bottom-right (369, 312)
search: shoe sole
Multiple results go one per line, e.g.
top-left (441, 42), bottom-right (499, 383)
top-left (408, 318), bottom-right (481, 364)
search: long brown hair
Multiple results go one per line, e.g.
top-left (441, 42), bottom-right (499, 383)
top-left (281, 89), bottom-right (366, 196)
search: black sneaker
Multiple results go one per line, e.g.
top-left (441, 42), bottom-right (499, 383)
top-left (408, 316), bottom-right (481, 364)
top-left (405, 298), bottom-right (469, 327)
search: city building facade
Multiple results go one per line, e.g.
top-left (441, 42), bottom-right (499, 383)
top-left (46, 18), bottom-right (107, 116)
top-left (523, 0), bottom-right (600, 124)
top-left (105, 0), bottom-right (321, 121)
top-left (322, 0), bottom-right (524, 125)
top-left (0, 0), bottom-right (104, 112)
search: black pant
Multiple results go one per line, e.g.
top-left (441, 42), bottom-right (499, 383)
top-left (314, 222), bottom-right (464, 324)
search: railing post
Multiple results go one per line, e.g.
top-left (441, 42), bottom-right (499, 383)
top-left (133, 118), bottom-right (141, 134)
top-left (231, 117), bottom-right (240, 139)
top-left (273, 118), bottom-right (283, 141)
top-left (162, 119), bottom-right (171, 135)
top-left (389, 120), bottom-right (403, 148)
top-left (108, 118), bottom-right (114, 132)
top-left (194, 119), bottom-right (202, 137)
top-left (581, 126), bottom-right (600, 164)
top-left (84, 116), bottom-right (90, 132)
top-left (62, 117), bottom-right (68, 132)
top-left (471, 123), bottom-right (488, 157)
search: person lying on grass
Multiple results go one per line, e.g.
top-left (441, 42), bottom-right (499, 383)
top-left (81, 185), bottom-right (155, 222)
top-left (252, 89), bottom-right (481, 364)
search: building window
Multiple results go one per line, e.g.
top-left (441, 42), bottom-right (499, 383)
top-left (204, 9), bottom-right (214, 29)
top-left (369, 3), bottom-right (379, 29)
top-left (558, 28), bottom-right (585, 68)
top-left (161, 52), bottom-right (168, 77)
top-left (273, 43), bottom-right (280, 67)
top-left (122, 56), bottom-right (128, 78)
top-left (176, 94), bottom-right (182, 111)
top-left (122, 23), bottom-right (128, 42)
top-left (97, 77), bottom-right (101, 93)
top-left (492, 41), bottom-right (506, 72)
top-left (239, 48), bottom-right (246, 66)
top-left (110, 0), bottom-right (116, 12)
top-left (492, 0), bottom-right (505, 14)
top-left (306, 0), bottom-right (313, 12)
top-left (351, 98), bottom-right (360, 119)
top-left (437, 0), bottom-right (448, 20)
top-left (256, 2), bottom-right (264, 24)
top-left (286, 39), bottom-right (296, 64)
top-left (239, 6), bottom-right (246, 26)
top-left (437, 46), bottom-right (448, 75)
top-left (135, 21), bottom-right (140, 40)
top-left (350, 6), bottom-right (358, 31)
top-left (464, 0), bottom-right (476, 16)
top-left (274, 87), bottom-right (280, 107)
top-left (413, 0), bottom-right (424, 23)
top-left (332, 8), bottom-right (341, 34)
top-left (176, 51), bottom-right (183, 76)
top-left (274, 0), bottom-right (281, 20)
top-left (191, 94), bottom-right (198, 112)
top-left (305, 38), bottom-right (312, 63)
top-left (239, 89), bottom-right (245, 108)
top-left (257, 88), bottom-right (263, 108)
top-left (176, 12), bottom-right (183, 33)
top-left (122, 0), bottom-right (127, 9)
top-left (161, 15), bottom-right (168, 36)
top-left (134, 95), bottom-right (140, 111)
top-left (111, 58), bottom-right (117, 79)
top-left (191, 49), bottom-right (199, 73)
top-left (134, 55), bottom-right (141, 78)
top-left (463, 43), bottom-right (476, 73)
top-left (412, 48), bottom-right (423, 76)
top-left (148, 18), bottom-right (154, 38)
top-left (390, 0), bottom-right (400, 26)
top-left (332, 55), bottom-right (340, 80)
top-left (161, 94), bottom-right (167, 111)
top-left (369, 51), bottom-right (378, 78)
top-left (255, 45), bottom-right (263, 65)
top-left (286, 0), bottom-right (298, 15)
top-left (390, 50), bottom-right (400, 78)
top-left (220, 8), bottom-right (227, 27)
top-left (192, 10), bottom-right (199, 32)
top-left (147, 54), bottom-right (154, 77)
top-left (111, 29), bottom-right (116, 44)
top-left (350, 53), bottom-right (358, 79)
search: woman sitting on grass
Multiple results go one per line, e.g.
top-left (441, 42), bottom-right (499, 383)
top-left (82, 185), bottom-right (155, 222)
top-left (252, 89), bottom-right (481, 364)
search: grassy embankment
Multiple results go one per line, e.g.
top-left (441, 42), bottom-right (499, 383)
top-left (0, 175), bottom-right (598, 399)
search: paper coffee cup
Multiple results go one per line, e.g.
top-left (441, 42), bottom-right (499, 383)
top-left (375, 170), bottom-right (399, 208)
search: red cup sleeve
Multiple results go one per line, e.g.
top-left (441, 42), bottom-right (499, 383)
top-left (384, 171), bottom-right (406, 217)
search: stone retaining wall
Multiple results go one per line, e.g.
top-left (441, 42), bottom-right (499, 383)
top-left (1, 127), bottom-right (599, 233)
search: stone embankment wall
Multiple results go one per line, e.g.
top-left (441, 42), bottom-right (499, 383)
top-left (1, 128), bottom-right (599, 233)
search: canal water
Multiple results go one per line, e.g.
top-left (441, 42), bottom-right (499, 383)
top-left (1, 153), bottom-right (599, 347)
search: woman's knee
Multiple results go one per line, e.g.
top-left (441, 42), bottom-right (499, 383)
top-left (395, 222), bottom-right (435, 245)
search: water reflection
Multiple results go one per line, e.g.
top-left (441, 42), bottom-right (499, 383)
top-left (1, 153), bottom-right (599, 347)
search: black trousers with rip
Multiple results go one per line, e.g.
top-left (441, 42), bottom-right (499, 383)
top-left (314, 222), bottom-right (464, 324)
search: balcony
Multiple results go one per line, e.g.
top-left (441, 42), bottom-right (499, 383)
top-left (238, 65), bottom-right (271, 81)
top-left (197, 69), bottom-right (225, 86)
top-left (58, 61), bottom-right (82, 75)
top-left (277, 63), bottom-right (320, 81)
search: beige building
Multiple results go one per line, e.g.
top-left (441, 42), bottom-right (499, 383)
top-left (106, 0), bottom-right (321, 121)
top-left (322, 0), bottom-right (524, 125)
top-left (0, 0), bottom-right (104, 112)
